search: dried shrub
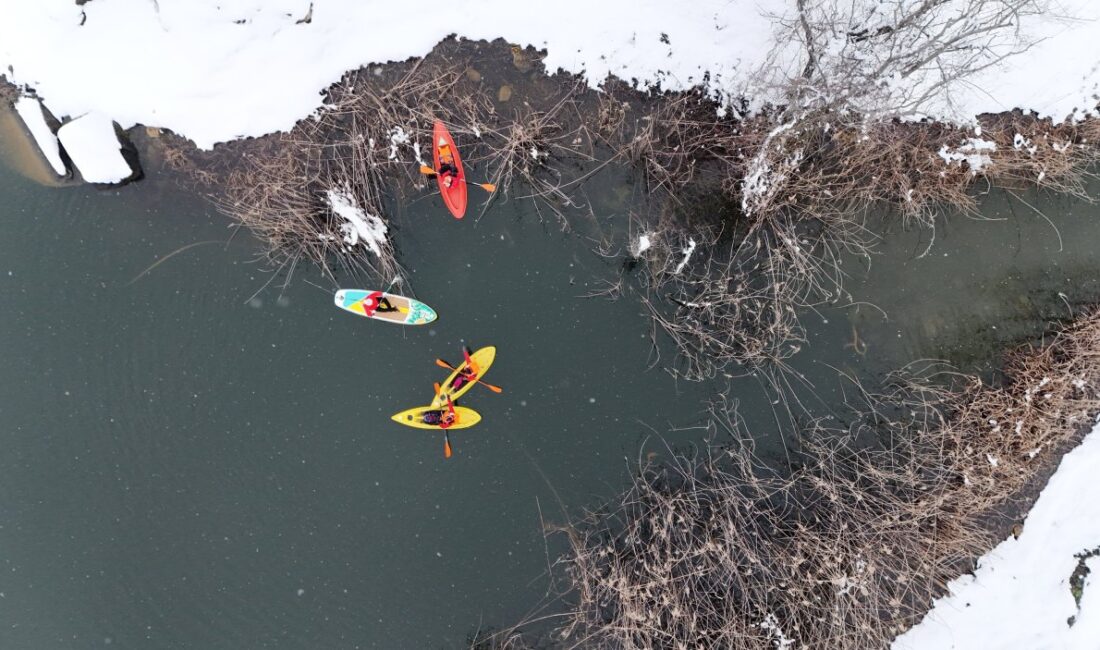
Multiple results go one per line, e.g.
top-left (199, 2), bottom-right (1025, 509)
top-left (624, 98), bottom-right (1100, 380)
top-left (614, 0), bottom-right (1100, 381)
top-left (0, 76), bottom-right (19, 107)
top-left (162, 42), bottom-right (600, 280)
top-left (557, 308), bottom-right (1100, 649)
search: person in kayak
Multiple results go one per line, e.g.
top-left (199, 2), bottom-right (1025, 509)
top-left (421, 398), bottom-right (457, 428)
top-left (360, 291), bottom-right (397, 317)
top-left (448, 348), bottom-right (480, 391)
top-left (450, 366), bottom-right (477, 391)
top-left (437, 139), bottom-right (460, 188)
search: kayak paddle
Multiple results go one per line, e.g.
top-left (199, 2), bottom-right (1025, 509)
top-left (434, 358), bottom-right (503, 394)
top-left (418, 165), bottom-right (496, 193)
top-left (443, 396), bottom-right (457, 459)
top-left (431, 383), bottom-right (454, 459)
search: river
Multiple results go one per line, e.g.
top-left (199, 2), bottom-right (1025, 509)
top-left (2, 109), bottom-right (1099, 648)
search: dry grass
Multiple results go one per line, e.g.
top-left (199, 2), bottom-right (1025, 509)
top-left (0, 77), bottom-right (19, 107)
top-left (169, 59), bottom-right (470, 282)
top-left (555, 307), bottom-right (1100, 649)
top-left (622, 99), bottom-right (1100, 379)
top-left (162, 42), bottom-right (602, 281)
top-left (739, 112), bottom-right (1100, 227)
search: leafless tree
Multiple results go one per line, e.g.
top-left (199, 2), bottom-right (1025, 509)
top-left (775, 0), bottom-right (1051, 119)
top-left (624, 0), bottom-right (1098, 384)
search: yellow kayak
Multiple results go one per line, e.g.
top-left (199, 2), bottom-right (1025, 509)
top-left (430, 346), bottom-right (496, 408)
top-left (391, 405), bottom-right (482, 430)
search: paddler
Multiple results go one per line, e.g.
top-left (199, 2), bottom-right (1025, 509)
top-left (448, 348), bottom-right (479, 391)
top-left (360, 291), bottom-right (397, 316)
top-left (437, 138), bottom-right (460, 188)
top-left (421, 397), bottom-right (457, 429)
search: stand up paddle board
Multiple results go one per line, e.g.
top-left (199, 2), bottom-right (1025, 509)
top-left (334, 289), bottom-right (437, 325)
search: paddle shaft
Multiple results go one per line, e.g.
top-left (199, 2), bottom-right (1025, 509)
top-left (434, 358), bottom-right (503, 394)
top-left (418, 165), bottom-right (495, 192)
top-left (442, 397), bottom-right (455, 458)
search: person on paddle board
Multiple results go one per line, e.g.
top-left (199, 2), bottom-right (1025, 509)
top-left (437, 139), bottom-right (460, 188)
top-left (360, 291), bottom-right (397, 317)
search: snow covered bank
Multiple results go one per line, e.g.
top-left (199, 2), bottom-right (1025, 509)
top-left (56, 112), bottom-right (133, 183)
top-left (1, 0), bottom-right (1097, 151)
top-left (13, 96), bottom-right (65, 176)
top-left (894, 420), bottom-right (1100, 650)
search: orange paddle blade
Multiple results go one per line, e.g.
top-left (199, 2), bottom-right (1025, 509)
top-left (444, 434), bottom-right (453, 459)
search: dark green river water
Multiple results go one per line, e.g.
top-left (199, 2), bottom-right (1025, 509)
top-left (2, 114), bottom-right (1099, 648)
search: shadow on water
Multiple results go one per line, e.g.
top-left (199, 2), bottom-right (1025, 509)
top-left (3, 90), bottom-right (1100, 647)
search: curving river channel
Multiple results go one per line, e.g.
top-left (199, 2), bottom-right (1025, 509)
top-left (2, 106), bottom-right (1100, 648)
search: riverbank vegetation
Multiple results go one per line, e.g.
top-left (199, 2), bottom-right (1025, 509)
top-left (161, 41), bottom-right (590, 283)
top-left (154, 0), bottom-right (1099, 381)
top-left (620, 0), bottom-right (1100, 379)
top-left (464, 309), bottom-right (1100, 649)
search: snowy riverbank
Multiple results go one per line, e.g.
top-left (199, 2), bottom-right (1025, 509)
top-left (1, 0), bottom-right (1098, 152)
top-left (894, 419), bottom-right (1100, 649)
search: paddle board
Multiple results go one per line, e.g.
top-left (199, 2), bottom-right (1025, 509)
top-left (334, 289), bottom-right (437, 325)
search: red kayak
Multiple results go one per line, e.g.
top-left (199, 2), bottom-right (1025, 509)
top-left (432, 120), bottom-right (468, 219)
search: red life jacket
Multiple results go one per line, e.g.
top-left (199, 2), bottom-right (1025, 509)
top-left (361, 291), bottom-right (385, 316)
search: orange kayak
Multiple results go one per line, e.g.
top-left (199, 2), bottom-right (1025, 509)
top-left (432, 120), bottom-right (467, 219)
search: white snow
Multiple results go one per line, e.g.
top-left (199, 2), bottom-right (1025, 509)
top-left (55, 112), bottom-right (131, 183)
top-left (387, 126), bottom-right (410, 161)
top-left (634, 234), bottom-right (653, 256)
top-left (938, 138), bottom-right (998, 174)
top-left (0, 0), bottom-right (773, 149)
top-left (741, 120), bottom-right (798, 216)
top-left (325, 187), bottom-right (387, 257)
top-left (13, 96), bottom-right (66, 176)
top-left (673, 238), bottom-right (696, 274)
top-left (2, 1), bottom-right (1097, 152)
top-left (946, 0), bottom-right (1100, 123)
top-left (758, 612), bottom-right (795, 650)
top-left (893, 420), bottom-right (1100, 650)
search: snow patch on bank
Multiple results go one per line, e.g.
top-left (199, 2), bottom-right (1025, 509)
top-left (893, 420), bottom-right (1100, 650)
top-left (938, 138), bottom-right (998, 174)
top-left (325, 187), bottom-right (387, 257)
top-left (13, 96), bottom-right (66, 176)
top-left (56, 113), bottom-right (131, 183)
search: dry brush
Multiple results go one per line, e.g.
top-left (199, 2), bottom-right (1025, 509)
top-left (555, 308), bottom-right (1100, 649)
